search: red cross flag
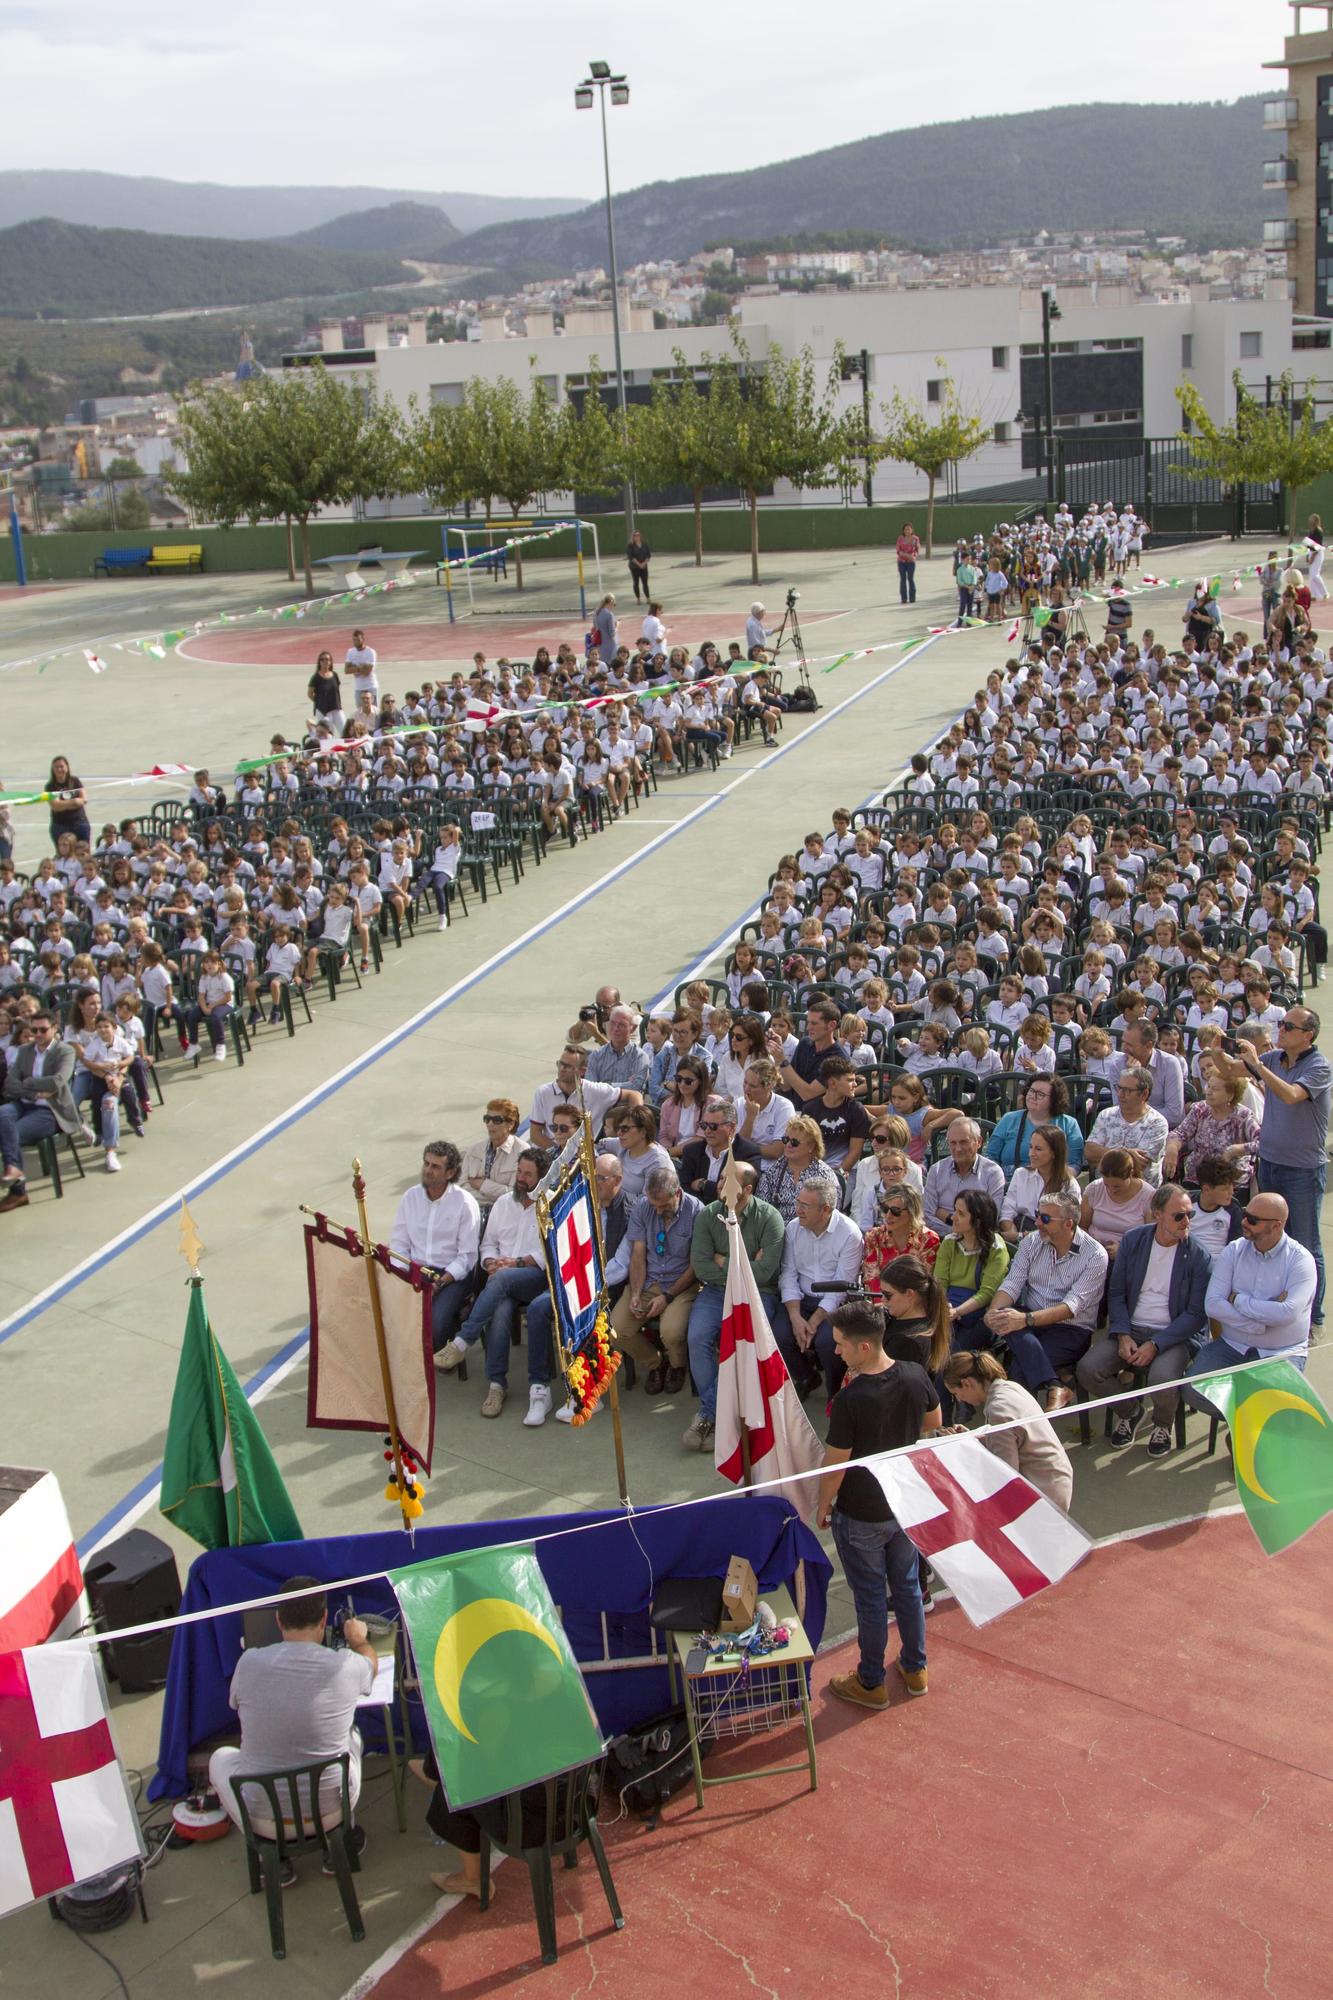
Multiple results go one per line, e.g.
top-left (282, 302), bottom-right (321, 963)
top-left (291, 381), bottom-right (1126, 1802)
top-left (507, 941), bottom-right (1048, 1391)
top-left (464, 695), bottom-right (502, 733)
top-left (0, 1646), bottom-right (144, 1917)
top-left (866, 1432), bottom-right (1091, 1626)
top-left (556, 1198), bottom-right (597, 1316)
top-left (714, 1213), bottom-right (823, 1523)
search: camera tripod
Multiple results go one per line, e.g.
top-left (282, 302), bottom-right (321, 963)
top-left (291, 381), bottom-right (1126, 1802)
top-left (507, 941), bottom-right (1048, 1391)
top-left (1022, 600), bottom-right (1089, 651)
top-left (767, 588), bottom-right (816, 701)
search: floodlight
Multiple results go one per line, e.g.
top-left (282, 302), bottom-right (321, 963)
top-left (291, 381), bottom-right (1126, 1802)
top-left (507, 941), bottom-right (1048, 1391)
top-left (589, 59), bottom-right (611, 78)
top-left (575, 86), bottom-right (594, 109)
top-left (611, 82), bottom-right (629, 105)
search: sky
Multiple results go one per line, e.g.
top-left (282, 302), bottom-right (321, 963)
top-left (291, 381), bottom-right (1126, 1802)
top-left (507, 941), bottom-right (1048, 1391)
top-left (0, 0), bottom-right (1278, 201)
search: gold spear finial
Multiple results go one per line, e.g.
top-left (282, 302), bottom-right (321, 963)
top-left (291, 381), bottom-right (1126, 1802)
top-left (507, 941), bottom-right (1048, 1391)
top-left (178, 1197), bottom-right (204, 1277)
top-left (718, 1149), bottom-right (746, 1218)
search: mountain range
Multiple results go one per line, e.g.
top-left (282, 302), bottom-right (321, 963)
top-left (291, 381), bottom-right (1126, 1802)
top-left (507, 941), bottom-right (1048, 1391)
top-left (283, 202), bottom-right (462, 259)
top-left (444, 98), bottom-right (1271, 274)
top-left (0, 170), bottom-right (586, 240)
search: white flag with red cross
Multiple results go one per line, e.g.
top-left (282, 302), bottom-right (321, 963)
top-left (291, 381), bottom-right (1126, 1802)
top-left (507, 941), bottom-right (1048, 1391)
top-left (866, 1432), bottom-right (1091, 1625)
top-left (0, 1645), bottom-right (144, 1917)
top-left (464, 695), bottom-right (502, 733)
top-left (714, 1213), bottom-right (823, 1523)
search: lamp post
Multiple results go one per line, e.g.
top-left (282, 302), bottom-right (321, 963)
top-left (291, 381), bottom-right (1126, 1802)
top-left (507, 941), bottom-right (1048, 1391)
top-left (575, 60), bottom-right (634, 534)
top-left (1041, 285), bottom-right (1062, 507)
top-left (840, 348), bottom-right (874, 506)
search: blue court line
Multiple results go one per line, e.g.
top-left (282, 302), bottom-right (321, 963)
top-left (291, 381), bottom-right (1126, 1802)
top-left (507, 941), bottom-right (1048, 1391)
top-left (62, 637), bottom-right (944, 1554)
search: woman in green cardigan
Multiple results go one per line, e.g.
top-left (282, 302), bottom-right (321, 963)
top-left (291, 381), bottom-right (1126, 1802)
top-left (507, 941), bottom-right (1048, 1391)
top-left (933, 1190), bottom-right (1010, 1345)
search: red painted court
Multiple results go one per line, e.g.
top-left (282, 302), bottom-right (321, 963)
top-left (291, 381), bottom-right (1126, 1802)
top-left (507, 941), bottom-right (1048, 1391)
top-left (176, 608), bottom-right (851, 672)
top-left (366, 1512), bottom-right (1332, 1999)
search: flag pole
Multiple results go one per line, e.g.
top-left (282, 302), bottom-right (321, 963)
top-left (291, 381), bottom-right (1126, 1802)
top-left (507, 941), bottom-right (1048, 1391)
top-left (718, 1154), bottom-right (752, 1489)
top-left (351, 1158), bottom-right (412, 1534)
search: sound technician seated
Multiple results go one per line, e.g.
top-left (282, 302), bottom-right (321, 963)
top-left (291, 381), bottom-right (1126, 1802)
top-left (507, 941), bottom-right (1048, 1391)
top-left (209, 1578), bottom-right (378, 1880)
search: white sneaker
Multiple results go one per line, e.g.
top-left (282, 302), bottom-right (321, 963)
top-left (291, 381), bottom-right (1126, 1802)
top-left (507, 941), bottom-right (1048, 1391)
top-left (437, 914), bottom-right (449, 933)
top-left (523, 1385), bottom-right (553, 1427)
top-left (105, 1149), bottom-right (121, 1173)
top-left (554, 1399), bottom-right (577, 1424)
top-left (214, 1043), bottom-right (227, 1062)
top-left (182, 1043), bottom-right (199, 1061)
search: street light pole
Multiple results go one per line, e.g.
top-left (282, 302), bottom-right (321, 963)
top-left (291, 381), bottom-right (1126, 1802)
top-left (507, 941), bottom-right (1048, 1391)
top-left (1041, 286), bottom-right (1060, 508)
top-left (576, 62), bottom-right (634, 535)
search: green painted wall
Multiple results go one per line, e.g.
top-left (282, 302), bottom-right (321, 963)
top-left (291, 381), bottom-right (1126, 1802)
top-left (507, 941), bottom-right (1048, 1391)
top-left (0, 505), bottom-right (1011, 586)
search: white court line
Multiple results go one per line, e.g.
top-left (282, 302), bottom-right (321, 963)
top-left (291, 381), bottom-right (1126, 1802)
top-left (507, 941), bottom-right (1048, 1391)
top-left (3, 631), bottom-right (945, 1351)
top-left (337, 1862), bottom-right (508, 2000)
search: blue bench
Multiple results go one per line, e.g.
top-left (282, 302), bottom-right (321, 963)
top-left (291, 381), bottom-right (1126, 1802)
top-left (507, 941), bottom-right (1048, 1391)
top-left (93, 547), bottom-right (152, 576)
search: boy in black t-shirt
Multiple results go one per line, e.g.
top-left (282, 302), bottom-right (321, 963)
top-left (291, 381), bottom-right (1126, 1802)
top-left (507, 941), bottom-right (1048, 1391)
top-left (817, 1299), bottom-right (940, 1710)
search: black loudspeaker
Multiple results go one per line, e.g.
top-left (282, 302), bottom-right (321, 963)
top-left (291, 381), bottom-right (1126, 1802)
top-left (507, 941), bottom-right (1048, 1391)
top-left (83, 1528), bottom-right (181, 1692)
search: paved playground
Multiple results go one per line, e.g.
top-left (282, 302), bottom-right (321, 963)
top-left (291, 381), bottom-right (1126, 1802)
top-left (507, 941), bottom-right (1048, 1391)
top-left (2, 536), bottom-right (1330, 1998)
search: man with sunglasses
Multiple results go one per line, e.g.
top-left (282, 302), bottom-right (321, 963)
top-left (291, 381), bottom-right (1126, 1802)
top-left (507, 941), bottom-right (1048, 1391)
top-left (1076, 1184), bottom-right (1211, 1459)
top-left (677, 1095), bottom-right (760, 1206)
top-left (1216, 1008), bottom-right (1330, 1329)
top-left (985, 1186), bottom-right (1108, 1413)
top-left (1184, 1193), bottom-right (1316, 1413)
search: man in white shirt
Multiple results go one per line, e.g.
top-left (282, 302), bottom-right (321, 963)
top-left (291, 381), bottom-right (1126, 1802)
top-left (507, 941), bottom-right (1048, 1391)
top-left (529, 1045), bottom-right (640, 1147)
top-left (1185, 1192), bottom-right (1317, 1420)
top-left (772, 1168), bottom-right (864, 1398)
top-left (390, 1141), bottom-right (481, 1353)
top-left (435, 1149), bottom-right (547, 1417)
top-left (744, 603), bottom-right (771, 657)
top-left (344, 629), bottom-right (379, 712)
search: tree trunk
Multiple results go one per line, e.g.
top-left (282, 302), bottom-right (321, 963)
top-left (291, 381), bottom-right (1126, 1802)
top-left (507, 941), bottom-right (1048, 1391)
top-left (925, 474), bottom-right (936, 560)
top-left (693, 487), bottom-right (704, 566)
top-left (511, 506), bottom-right (524, 590)
top-left (748, 488), bottom-right (760, 586)
top-left (298, 516), bottom-right (314, 597)
top-left (285, 515), bottom-right (296, 581)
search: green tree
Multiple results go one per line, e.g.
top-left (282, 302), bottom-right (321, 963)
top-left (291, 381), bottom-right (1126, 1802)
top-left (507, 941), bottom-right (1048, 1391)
top-left (67, 489), bottom-right (150, 530)
top-left (456, 369), bottom-right (565, 586)
top-left (874, 368), bottom-right (991, 556)
top-left (170, 364), bottom-right (407, 592)
top-left (559, 372), bottom-right (624, 513)
top-left (719, 337), bottom-right (859, 584)
top-left (103, 454), bottom-right (144, 479)
top-left (628, 350), bottom-right (737, 566)
top-left (1175, 371), bottom-right (1333, 535)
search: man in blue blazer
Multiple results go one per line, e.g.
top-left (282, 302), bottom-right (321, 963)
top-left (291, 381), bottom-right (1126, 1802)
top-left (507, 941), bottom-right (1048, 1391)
top-left (1075, 1183), bottom-right (1211, 1461)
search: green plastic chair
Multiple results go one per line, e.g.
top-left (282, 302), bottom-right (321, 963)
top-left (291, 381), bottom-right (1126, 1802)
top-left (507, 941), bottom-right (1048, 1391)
top-left (232, 1753), bottom-right (365, 1961)
top-left (478, 1758), bottom-right (622, 1967)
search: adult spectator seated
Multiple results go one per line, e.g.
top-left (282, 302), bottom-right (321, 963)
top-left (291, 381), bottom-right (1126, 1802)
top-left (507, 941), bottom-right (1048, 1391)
top-left (1219, 1007), bottom-right (1330, 1331)
top-left (459, 1098), bottom-right (524, 1211)
top-left (610, 1166), bottom-right (703, 1394)
top-left (683, 1163), bottom-right (785, 1452)
top-left (1105, 1019), bottom-right (1186, 1131)
top-left (677, 1095), bottom-right (761, 1203)
top-left (525, 1153), bottom-right (629, 1426)
top-left (878, 1256), bottom-right (952, 1375)
top-left (585, 1005), bottom-right (650, 1092)
top-left (773, 1166), bottom-right (865, 1398)
top-left (850, 1116), bottom-right (923, 1223)
top-left (1185, 1193), bottom-right (1316, 1416)
top-left (648, 1008), bottom-right (708, 1104)
top-left (208, 1578), bottom-right (378, 1873)
top-left (0, 1012), bottom-right (94, 1210)
top-left (921, 1118), bottom-right (1005, 1233)
top-left (756, 1113), bottom-right (827, 1222)
top-left (933, 1190), bottom-right (1010, 1348)
top-left (1187, 1156), bottom-right (1245, 1260)
top-left (658, 1054), bottom-right (712, 1156)
top-left (999, 1123), bottom-right (1081, 1247)
top-left (809, 1054), bottom-right (871, 1172)
top-left (1162, 1072), bottom-right (1258, 1188)
top-left (942, 1349), bottom-right (1074, 1508)
top-left (1084, 1066), bottom-right (1169, 1187)
top-left (435, 1148), bottom-right (548, 1418)
top-left (984, 1186), bottom-right (1108, 1413)
top-left (1080, 1148), bottom-right (1154, 1261)
top-left (390, 1141), bottom-right (481, 1353)
top-left (606, 1102), bottom-right (673, 1206)
top-left (1076, 1183), bottom-right (1211, 1459)
top-left (862, 1181), bottom-right (939, 1296)
top-left (983, 1075), bottom-right (1085, 1177)
top-left (736, 1057), bottom-right (794, 1159)
top-left (529, 1044), bottom-right (641, 1148)
top-left (778, 997), bottom-right (843, 1105)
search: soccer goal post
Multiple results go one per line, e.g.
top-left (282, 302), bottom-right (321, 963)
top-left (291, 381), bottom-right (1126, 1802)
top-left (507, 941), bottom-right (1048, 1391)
top-left (437, 517), bottom-right (603, 624)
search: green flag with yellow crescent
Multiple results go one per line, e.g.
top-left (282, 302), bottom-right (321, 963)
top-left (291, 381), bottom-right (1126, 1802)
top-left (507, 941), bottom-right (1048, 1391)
top-left (1193, 1358), bottom-right (1333, 1556)
top-left (390, 1546), bottom-right (603, 1808)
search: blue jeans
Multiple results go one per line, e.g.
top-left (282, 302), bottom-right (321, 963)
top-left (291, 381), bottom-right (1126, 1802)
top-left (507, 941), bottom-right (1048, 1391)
top-left (524, 1292), bottom-right (556, 1388)
top-left (898, 559), bottom-right (916, 604)
top-left (769, 1294), bottom-right (838, 1399)
top-left (1184, 1337), bottom-right (1307, 1413)
top-left (457, 1266), bottom-right (547, 1386)
top-left (956, 586), bottom-right (972, 622)
top-left (1257, 1159), bottom-right (1325, 1323)
top-left (186, 1001), bottom-right (230, 1051)
top-left (831, 1510), bottom-right (926, 1687)
top-left (688, 1283), bottom-right (778, 1422)
top-left (0, 1101), bottom-right (56, 1175)
top-left (74, 1071), bottom-right (121, 1147)
top-left (1002, 1322), bottom-right (1093, 1394)
top-left (430, 1279), bottom-right (472, 1353)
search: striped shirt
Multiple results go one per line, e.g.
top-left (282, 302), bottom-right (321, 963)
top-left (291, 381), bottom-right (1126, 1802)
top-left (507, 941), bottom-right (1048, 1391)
top-left (999, 1228), bottom-right (1109, 1330)
top-left (585, 1040), bottom-right (651, 1090)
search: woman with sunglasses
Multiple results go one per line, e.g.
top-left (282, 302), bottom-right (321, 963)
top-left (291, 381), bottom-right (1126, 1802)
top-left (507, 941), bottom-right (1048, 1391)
top-left (863, 1182), bottom-right (939, 1297)
top-left (999, 1124), bottom-right (1080, 1247)
top-left (756, 1114), bottom-right (826, 1222)
top-left (611, 1103), bottom-right (673, 1206)
top-left (941, 1349), bottom-right (1074, 1510)
top-left (849, 1115), bottom-right (922, 1223)
top-left (658, 1055), bottom-right (711, 1157)
top-left (459, 1099), bottom-right (523, 1211)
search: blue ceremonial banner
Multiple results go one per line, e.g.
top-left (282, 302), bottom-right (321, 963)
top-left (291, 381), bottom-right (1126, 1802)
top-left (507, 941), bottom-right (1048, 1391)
top-left (536, 1122), bottom-right (619, 1423)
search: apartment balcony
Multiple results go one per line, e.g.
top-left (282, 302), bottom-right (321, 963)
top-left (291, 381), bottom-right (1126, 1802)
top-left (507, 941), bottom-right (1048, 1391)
top-left (1264, 217), bottom-right (1299, 247)
top-left (1263, 157), bottom-right (1299, 185)
top-left (1263, 97), bottom-right (1298, 129)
